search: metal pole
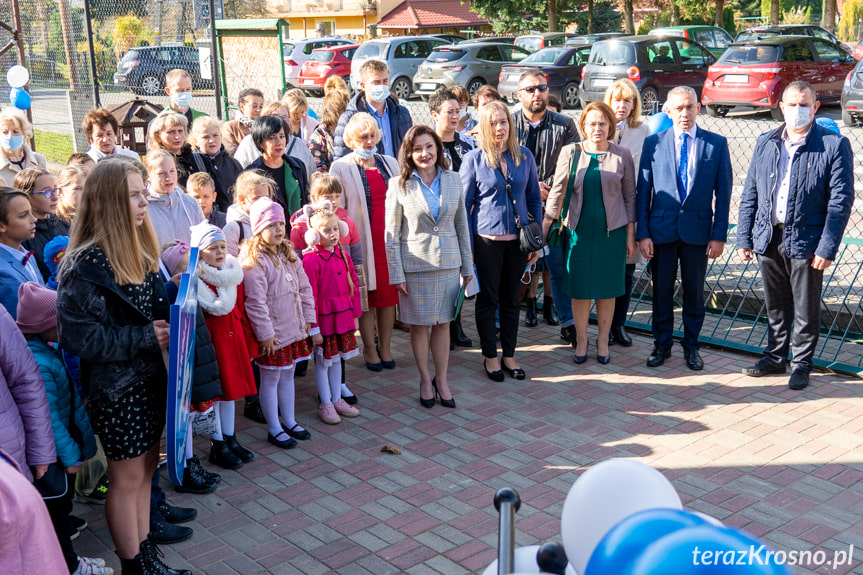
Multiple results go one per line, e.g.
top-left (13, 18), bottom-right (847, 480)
top-left (208, 0), bottom-right (222, 120)
top-left (82, 0), bottom-right (101, 107)
top-left (10, 0), bottom-right (34, 147)
top-left (494, 488), bottom-right (521, 575)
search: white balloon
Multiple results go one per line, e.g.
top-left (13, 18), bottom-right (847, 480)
top-left (692, 510), bottom-right (724, 527)
top-left (481, 545), bottom-right (579, 575)
top-left (560, 459), bottom-right (681, 575)
top-left (6, 66), bottom-right (29, 88)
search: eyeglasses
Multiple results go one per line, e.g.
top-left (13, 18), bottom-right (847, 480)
top-left (520, 85), bottom-right (548, 94)
top-left (31, 187), bottom-right (61, 199)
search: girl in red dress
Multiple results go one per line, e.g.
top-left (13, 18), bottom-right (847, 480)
top-left (190, 222), bottom-right (258, 468)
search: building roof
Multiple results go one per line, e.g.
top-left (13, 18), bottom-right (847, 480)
top-left (377, 0), bottom-right (488, 30)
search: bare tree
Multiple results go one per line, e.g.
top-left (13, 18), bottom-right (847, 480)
top-left (771, 0), bottom-right (779, 25)
top-left (624, 0), bottom-right (635, 34)
top-left (823, 0), bottom-right (837, 33)
top-left (715, 0), bottom-right (724, 27)
top-left (549, 0), bottom-right (559, 32)
top-left (588, 0), bottom-right (594, 33)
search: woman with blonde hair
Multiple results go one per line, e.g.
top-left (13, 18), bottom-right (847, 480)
top-left (282, 89), bottom-right (319, 145)
top-left (56, 156), bottom-right (189, 575)
top-left (331, 112), bottom-right (399, 372)
top-left (604, 78), bottom-right (651, 347)
top-left (309, 90), bottom-right (350, 173)
top-left (147, 110), bottom-right (194, 188)
top-left (323, 76), bottom-right (349, 97)
top-left (543, 101), bottom-right (637, 365)
top-left (460, 100), bottom-right (542, 382)
top-left (0, 109), bottom-right (46, 185)
top-left (56, 164), bottom-right (87, 224)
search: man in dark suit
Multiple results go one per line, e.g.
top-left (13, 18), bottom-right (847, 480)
top-left (636, 86), bottom-right (732, 370)
top-left (737, 81), bottom-right (854, 390)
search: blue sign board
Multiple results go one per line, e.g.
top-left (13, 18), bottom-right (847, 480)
top-left (166, 248), bottom-right (199, 486)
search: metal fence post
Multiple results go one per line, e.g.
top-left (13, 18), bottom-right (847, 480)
top-left (494, 488), bottom-right (521, 575)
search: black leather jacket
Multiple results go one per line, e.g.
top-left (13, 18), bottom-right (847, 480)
top-left (512, 109), bottom-right (579, 186)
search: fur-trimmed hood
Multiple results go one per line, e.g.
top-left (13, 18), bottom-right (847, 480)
top-left (197, 255), bottom-right (243, 316)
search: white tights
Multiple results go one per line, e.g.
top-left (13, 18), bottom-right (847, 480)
top-left (210, 401), bottom-right (236, 441)
top-left (314, 355), bottom-right (342, 405)
top-left (259, 366), bottom-right (303, 436)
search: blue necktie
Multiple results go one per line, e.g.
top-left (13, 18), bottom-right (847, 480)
top-left (678, 133), bottom-right (689, 203)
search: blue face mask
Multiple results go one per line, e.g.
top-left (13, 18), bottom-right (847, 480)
top-left (172, 91), bottom-right (193, 110)
top-left (354, 147), bottom-right (376, 160)
top-left (367, 84), bottom-right (390, 103)
top-left (1, 134), bottom-right (24, 152)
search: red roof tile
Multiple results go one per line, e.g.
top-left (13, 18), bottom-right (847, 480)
top-left (377, 0), bottom-right (488, 29)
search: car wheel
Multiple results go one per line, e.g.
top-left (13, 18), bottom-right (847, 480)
top-left (770, 106), bottom-right (784, 121)
top-left (562, 82), bottom-right (579, 109)
top-left (640, 87), bottom-right (660, 115)
top-left (141, 74), bottom-right (162, 96)
top-left (842, 108), bottom-right (858, 127)
top-left (467, 78), bottom-right (486, 98)
top-left (706, 105), bottom-right (730, 118)
top-left (392, 77), bottom-right (412, 100)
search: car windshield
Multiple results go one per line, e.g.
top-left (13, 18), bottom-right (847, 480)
top-left (524, 48), bottom-right (567, 64)
top-left (309, 51), bottom-right (336, 62)
top-left (516, 37), bottom-right (543, 52)
top-left (120, 50), bottom-right (139, 63)
top-left (589, 41), bottom-right (634, 65)
top-left (355, 42), bottom-right (387, 59)
top-left (718, 44), bottom-right (780, 64)
top-left (427, 49), bottom-right (465, 62)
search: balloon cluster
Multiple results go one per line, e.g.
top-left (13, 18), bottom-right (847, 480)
top-left (6, 66), bottom-right (31, 110)
top-left (483, 459), bottom-right (792, 575)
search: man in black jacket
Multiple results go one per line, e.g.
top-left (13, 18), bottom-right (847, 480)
top-left (512, 69), bottom-right (579, 338)
top-left (333, 59), bottom-right (413, 160)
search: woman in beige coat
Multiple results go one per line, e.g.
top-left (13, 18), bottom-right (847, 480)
top-left (0, 109), bottom-right (46, 186)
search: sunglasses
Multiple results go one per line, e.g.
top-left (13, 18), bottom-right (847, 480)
top-left (521, 84), bottom-right (549, 94)
top-left (31, 187), bottom-right (61, 199)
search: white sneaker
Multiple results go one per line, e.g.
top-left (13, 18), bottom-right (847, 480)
top-left (73, 557), bottom-right (114, 575)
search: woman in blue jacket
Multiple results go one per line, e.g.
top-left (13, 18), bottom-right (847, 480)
top-left (460, 100), bottom-right (542, 382)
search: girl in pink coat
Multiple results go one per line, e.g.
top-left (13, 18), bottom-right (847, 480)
top-left (241, 198), bottom-right (316, 449)
top-left (301, 203), bottom-right (362, 424)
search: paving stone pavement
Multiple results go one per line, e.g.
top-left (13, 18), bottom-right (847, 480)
top-left (72, 304), bottom-right (863, 575)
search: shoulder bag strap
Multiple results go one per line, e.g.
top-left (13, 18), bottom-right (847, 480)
top-left (561, 144), bottom-right (580, 222)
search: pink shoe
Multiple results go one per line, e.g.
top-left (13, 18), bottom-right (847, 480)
top-left (333, 398), bottom-right (360, 417)
top-left (319, 402), bottom-right (341, 424)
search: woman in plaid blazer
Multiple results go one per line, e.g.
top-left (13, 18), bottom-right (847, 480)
top-left (385, 126), bottom-right (473, 409)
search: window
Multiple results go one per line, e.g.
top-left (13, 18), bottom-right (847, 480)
top-left (646, 40), bottom-right (675, 64)
top-left (718, 45), bottom-right (779, 65)
top-left (355, 41), bottom-right (387, 59)
top-left (694, 29), bottom-right (716, 49)
top-left (394, 40), bottom-right (429, 59)
top-left (811, 28), bottom-right (834, 41)
top-left (715, 29), bottom-right (732, 48)
top-left (589, 41), bottom-right (634, 66)
top-left (781, 42), bottom-right (815, 62)
top-left (501, 45), bottom-right (530, 62)
top-left (813, 39), bottom-right (845, 63)
top-left (675, 39), bottom-right (710, 66)
top-left (478, 46), bottom-right (502, 61)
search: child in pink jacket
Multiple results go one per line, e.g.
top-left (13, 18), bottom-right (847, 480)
top-left (301, 203), bottom-right (362, 424)
top-left (241, 198), bottom-right (316, 449)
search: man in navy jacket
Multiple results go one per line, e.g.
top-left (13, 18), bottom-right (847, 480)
top-left (737, 81), bottom-right (854, 390)
top-left (636, 86), bottom-right (732, 371)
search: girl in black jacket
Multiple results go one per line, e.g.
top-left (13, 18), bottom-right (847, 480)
top-left (56, 156), bottom-right (190, 575)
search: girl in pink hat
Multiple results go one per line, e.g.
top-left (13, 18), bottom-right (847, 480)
top-left (241, 197), bottom-right (317, 449)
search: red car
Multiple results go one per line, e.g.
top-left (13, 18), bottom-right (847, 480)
top-left (702, 36), bottom-right (856, 119)
top-left (853, 38), bottom-right (863, 60)
top-left (298, 44), bottom-right (358, 96)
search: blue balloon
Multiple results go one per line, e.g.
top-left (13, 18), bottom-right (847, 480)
top-left (630, 525), bottom-right (792, 575)
top-left (10, 87), bottom-right (31, 110)
top-left (815, 116), bottom-right (840, 134)
top-left (585, 508), bottom-right (707, 575)
top-left (648, 111), bottom-right (673, 134)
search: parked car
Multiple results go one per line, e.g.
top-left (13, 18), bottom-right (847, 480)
top-left (579, 35), bottom-right (716, 112)
top-left (431, 34), bottom-right (466, 45)
top-left (702, 36), bottom-right (856, 119)
top-left (498, 45), bottom-right (592, 108)
top-left (283, 36), bottom-right (354, 88)
top-left (842, 56), bottom-right (863, 125)
top-left (349, 35), bottom-right (452, 99)
top-left (515, 33), bottom-right (577, 53)
top-left (649, 26), bottom-right (733, 57)
top-left (113, 46), bottom-right (213, 96)
top-left (298, 44), bottom-right (358, 96)
top-left (565, 32), bottom-right (625, 46)
top-left (735, 25), bottom-right (850, 54)
top-left (458, 36), bottom-right (516, 45)
top-left (853, 37), bottom-right (863, 60)
top-left (413, 43), bottom-right (531, 98)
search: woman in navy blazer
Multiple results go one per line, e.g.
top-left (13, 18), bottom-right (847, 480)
top-left (460, 100), bottom-right (542, 382)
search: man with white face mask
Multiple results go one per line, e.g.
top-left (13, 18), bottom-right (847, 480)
top-left (333, 59), bottom-right (413, 160)
top-left (737, 81), bottom-right (854, 390)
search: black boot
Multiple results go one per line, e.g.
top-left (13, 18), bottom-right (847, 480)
top-left (190, 455), bottom-right (221, 484)
top-left (524, 297), bottom-right (539, 327)
top-left (175, 457), bottom-right (218, 494)
top-left (224, 434), bottom-right (254, 462)
top-left (542, 296), bottom-right (559, 326)
top-left (243, 399), bottom-right (266, 424)
top-left (140, 538), bottom-right (191, 575)
top-left (450, 313), bottom-right (473, 348)
top-left (209, 439), bottom-right (243, 470)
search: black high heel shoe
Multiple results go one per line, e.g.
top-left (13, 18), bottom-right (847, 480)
top-left (420, 380), bottom-right (435, 409)
top-left (377, 345), bottom-right (395, 369)
top-left (501, 360), bottom-right (526, 380)
top-left (432, 377), bottom-right (456, 408)
top-left (483, 358), bottom-right (504, 382)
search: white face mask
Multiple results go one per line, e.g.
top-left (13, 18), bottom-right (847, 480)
top-left (783, 105), bottom-right (812, 131)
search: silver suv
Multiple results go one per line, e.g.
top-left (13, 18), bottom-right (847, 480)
top-left (349, 35), bottom-right (452, 99)
top-left (413, 43), bottom-right (531, 98)
top-left (284, 36), bottom-right (354, 88)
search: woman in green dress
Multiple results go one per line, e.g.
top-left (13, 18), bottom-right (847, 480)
top-left (543, 101), bottom-right (637, 365)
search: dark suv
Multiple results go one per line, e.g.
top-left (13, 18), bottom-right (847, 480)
top-left (113, 46), bottom-right (214, 96)
top-left (579, 36), bottom-right (716, 112)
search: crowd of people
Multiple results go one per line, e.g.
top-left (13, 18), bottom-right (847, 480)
top-left (0, 55), bottom-right (854, 575)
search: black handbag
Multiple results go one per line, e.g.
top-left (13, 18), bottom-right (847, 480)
top-left (503, 179), bottom-right (545, 254)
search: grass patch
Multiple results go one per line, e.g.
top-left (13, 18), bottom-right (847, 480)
top-left (34, 129), bottom-right (75, 165)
